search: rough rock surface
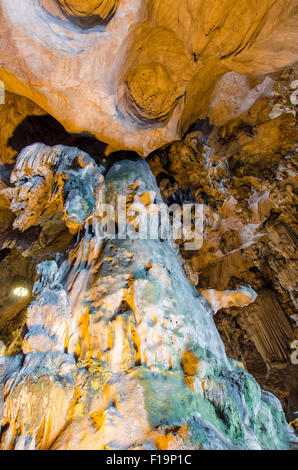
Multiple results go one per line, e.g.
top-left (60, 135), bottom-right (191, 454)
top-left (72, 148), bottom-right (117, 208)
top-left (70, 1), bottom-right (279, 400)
top-left (148, 72), bottom-right (297, 415)
top-left (0, 146), bottom-right (295, 450)
top-left (0, 0), bottom-right (297, 155)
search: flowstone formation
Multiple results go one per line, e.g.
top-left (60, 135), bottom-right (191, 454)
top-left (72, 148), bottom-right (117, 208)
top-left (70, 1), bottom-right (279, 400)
top-left (0, 144), bottom-right (295, 450)
top-left (0, 0), bottom-right (297, 155)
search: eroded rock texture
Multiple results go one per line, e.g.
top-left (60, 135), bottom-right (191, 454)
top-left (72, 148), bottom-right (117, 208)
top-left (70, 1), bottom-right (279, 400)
top-left (0, 0), bottom-right (297, 155)
top-left (0, 146), bottom-right (295, 450)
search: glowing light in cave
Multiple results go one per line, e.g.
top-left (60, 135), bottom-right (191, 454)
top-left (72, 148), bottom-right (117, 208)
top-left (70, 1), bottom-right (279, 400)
top-left (13, 286), bottom-right (29, 297)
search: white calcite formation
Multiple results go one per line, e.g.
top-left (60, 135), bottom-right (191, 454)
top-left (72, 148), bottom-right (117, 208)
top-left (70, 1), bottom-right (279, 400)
top-left (0, 144), bottom-right (296, 450)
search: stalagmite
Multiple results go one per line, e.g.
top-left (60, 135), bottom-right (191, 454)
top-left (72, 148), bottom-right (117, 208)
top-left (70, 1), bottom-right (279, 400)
top-left (0, 144), bottom-right (296, 450)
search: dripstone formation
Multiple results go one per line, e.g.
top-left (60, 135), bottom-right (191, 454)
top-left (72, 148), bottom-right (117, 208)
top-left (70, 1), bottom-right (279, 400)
top-left (0, 144), bottom-right (295, 450)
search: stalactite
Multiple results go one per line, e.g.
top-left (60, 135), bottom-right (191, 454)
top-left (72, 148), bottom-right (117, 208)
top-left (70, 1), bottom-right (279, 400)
top-left (244, 289), bottom-right (294, 364)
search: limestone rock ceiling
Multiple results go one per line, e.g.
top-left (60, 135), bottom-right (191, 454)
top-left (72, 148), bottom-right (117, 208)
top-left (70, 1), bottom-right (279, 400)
top-left (0, 0), bottom-right (297, 155)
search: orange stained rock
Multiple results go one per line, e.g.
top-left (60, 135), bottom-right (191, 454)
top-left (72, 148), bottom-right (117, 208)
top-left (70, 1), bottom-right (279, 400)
top-left (181, 349), bottom-right (199, 376)
top-left (154, 433), bottom-right (173, 450)
top-left (201, 286), bottom-right (257, 314)
top-left (78, 306), bottom-right (92, 361)
top-left (183, 375), bottom-right (195, 392)
top-left (130, 320), bottom-right (141, 366)
top-left (153, 424), bottom-right (189, 450)
top-left (138, 191), bottom-right (156, 206)
top-left (90, 410), bottom-right (105, 432)
top-left (66, 386), bottom-right (84, 423)
top-left (58, 0), bottom-right (119, 21)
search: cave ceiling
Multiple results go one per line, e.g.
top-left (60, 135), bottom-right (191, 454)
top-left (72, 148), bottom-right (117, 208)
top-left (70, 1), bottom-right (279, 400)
top-left (0, 0), bottom-right (297, 155)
